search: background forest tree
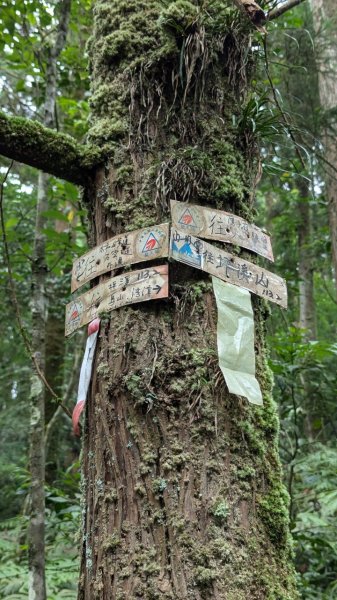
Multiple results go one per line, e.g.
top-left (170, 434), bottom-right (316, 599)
top-left (0, 0), bottom-right (337, 599)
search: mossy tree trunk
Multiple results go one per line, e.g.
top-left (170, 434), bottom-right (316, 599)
top-left (77, 2), bottom-right (298, 599)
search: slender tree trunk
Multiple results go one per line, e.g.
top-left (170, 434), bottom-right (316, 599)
top-left (28, 170), bottom-right (48, 600)
top-left (297, 178), bottom-right (316, 441)
top-left (45, 307), bottom-right (67, 481)
top-left (311, 0), bottom-right (337, 295)
top-left (78, 2), bottom-right (298, 598)
top-left (45, 312), bottom-right (66, 423)
top-left (297, 178), bottom-right (316, 338)
top-left (28, 3), bottom-right (71, 598)
top-left (282, 13), bottom-right (317, 339)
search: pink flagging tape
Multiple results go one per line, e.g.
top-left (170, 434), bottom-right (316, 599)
top-left (72, 318), bottom-right (100, 436)
top-left (72, 400), bottom-right (85, 437)
top-left (88, 318), bottom-right (100, 336)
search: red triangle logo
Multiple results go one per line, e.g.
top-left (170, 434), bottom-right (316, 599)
top-left (179, 208), bottom-right (194, 226)
top-left (143, 233), bottom-right (159, 252)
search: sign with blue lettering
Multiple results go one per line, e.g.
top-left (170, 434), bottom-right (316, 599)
top-left (170, 228), bottom-right (287, 308)
top-left (171, 233), bottom-right (203, 267)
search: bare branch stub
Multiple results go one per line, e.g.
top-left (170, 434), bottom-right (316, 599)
top-left (233, 0), bottom-right (267, 31)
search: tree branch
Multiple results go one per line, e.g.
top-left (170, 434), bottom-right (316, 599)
top-left (268, 0), bottom-right (307, 21)
top-left (232, 0), bottom-right (267, 31)
top-left (0, 112), bottom-right (103, 186)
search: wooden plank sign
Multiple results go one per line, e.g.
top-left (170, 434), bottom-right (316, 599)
top-left (65, 265), bottom-right (169, 336)
top-left (71, 223), bottom-right (169, 292)
top-left (170, 200), bottom-right (274, 262)
top-left (170, 229), bottom-right (287, 308)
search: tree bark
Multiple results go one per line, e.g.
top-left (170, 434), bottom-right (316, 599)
top-left (77, 2), bottom-right (298, 599)
top-left (311, 0), bottom-right (337, 296)
top-left (28, 171), bottom-right (48, 600)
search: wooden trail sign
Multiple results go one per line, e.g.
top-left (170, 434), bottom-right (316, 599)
top-left (65, 265), bottom-right (169, 336)
top-left (170, 200), bottom-right (274, 262)
top-left (170, 229), bottom-right (287, 308)
top-left (71, 223), bottom-right (169, 292)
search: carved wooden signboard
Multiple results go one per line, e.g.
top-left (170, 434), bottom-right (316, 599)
top-left (71, 223), bottom-right (169, 292)
top-left (65, 265), bottom-right (169, 336)
top-left (170, 229), bottom-right (287, 308)
top-left (170, 200), bottom-right (274, 262)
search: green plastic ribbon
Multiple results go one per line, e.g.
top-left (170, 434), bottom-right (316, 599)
top-left (212, 277), bottom-right (263, 405)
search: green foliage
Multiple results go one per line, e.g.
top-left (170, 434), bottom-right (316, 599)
top-left (0, 2), bottom-right (90, 595)
top-left (269, 325), bottom-right (337, 597)
top-left (292, 446), bottom-right (337, 598)
top-left (0, 0), bottom-right (91, 139)
top-left (0, 467), bottom-right (80, 599)
top-left (235, 93), bottom-right (285, 142)
top-left (256, 4), bottom-right (337, 595)
top-left (152, 478), bottom-right (168, 495)
top-left (210, 500), bottom-right (229, 525)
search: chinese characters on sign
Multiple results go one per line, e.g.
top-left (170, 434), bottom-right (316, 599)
top-left (170, 229), bottom-right (287, 308)
top-left (71, 223), bottom-right (169, 292)
top-left (66, 204), bottom-right (285, 336)
top-left (65, 265), bottom-right (169, 336)
top-left (170, 200), bottom-right (274, 262)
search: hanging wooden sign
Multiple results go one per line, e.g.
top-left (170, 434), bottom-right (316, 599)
top-left (71, 223), bottom-right (169, 292)
top-left (170, 200), bottom-right (274, 262)
top-left (170, 229), bottom-right (287, 308)
top-left (65, 265), bottom-right (169, 336)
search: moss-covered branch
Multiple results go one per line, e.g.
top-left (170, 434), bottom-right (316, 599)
top-left (0, 112), bottom-right (103, 186)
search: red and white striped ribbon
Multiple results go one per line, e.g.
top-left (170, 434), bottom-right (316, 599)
top-left (72, 317), bottom-right (100, 436)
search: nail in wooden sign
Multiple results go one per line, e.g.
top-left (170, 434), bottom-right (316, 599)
top-left (170, 229), bottom-right (287, 308)
top-left (170, 200), bottom-right (274, 262)
top-left (71, 223), bottom-right (169, 292)
top-left (65, 265), bottom-right (169, 336)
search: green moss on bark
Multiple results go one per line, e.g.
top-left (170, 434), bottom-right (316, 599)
top-left (0, 111), bottom-right (102, 185)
